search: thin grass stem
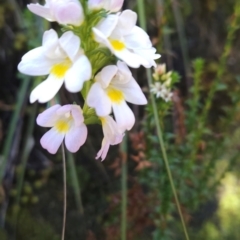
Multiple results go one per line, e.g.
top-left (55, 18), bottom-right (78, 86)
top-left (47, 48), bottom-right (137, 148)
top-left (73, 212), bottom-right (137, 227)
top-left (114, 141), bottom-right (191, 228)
top-left (120, 135), bottom-right (127, 240)
top-left (0, 77), bottom-right (30, 182)
top-left (137, 1), bottom-right (189, 239)
top-left (61, 144), bottom-right (67, 240)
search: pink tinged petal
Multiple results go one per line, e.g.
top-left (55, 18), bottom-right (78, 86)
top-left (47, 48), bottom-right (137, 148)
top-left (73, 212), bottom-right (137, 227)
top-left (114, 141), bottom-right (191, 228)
top-left (30, 75), bottom-right (64, 103)
top-left (124, 26), bottom-right (152, 49)
top-left (96, 138), bottom-right (110, 161)
top-left (65, 124), bottom-right (87, 153)
top-left (65, 55), bottom-right (92, 92)
top-left (71, 105), bottom-right (84, 126)
top-left (112, 78), bottom-right (147, 105)
top-left (96, 65), bottom-right (118, 88)
top-left (88, 0), bottom-right (103, 10)
top-left (18, 47), bottom-right (55, 76)
top-left (59, 31), bottom-right (80, 61)
top-left (87, 83), bottom-right (111, 116)
top-left (37, 104), bottom-right (61, 127)
top-left (53, 1), bottom-right (84, 26)
top-left (110, 0), bottom-right (124, 12)
top-left (102, 115), bottom-right (124, 144)
top-left (95, 14), bottom-right (118, 38)
top-left (56, 105), bottom-right (84, 126)
top-left (112, 101), bottom-right (135, 131)
top-left (40, 128), bottom-right (64, 154)
top-left (27, 4), bottom-right (55, 21)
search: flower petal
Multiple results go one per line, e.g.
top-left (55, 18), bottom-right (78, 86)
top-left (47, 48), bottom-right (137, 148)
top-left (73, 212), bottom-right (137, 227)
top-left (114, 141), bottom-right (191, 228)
top-left (95, 14), bottom-right (118, 38)
top-left (27, 3), bottom-right (55, 21)
top-left (96, 65), bottom-right (118, 88)
top-left (18, 47), bottom-right (55, 76)
top-left (113, 77), bottom-right (147, 105)
top-left (37, 104), bottom-right (61, 127)
top-left (124, 26), bottom-right (152, 49)
top-left (65, 55), bottom-right (91, 92)
top-left (42, 29), bottom-right (63, 59)
top-left (112, 101), bottom-right (135, 131)
top-left (59, 31), bottom-right (80, 61)
top-left (96, 138), bottom-right (110, 161)
top-left (30, 75), bottom-right (64, 103)
top-left (65, 124), bottom-right (87, 152)
top-left (53, 0), bottom-right (84, 26)
top-left (56, 105), bottom-right (84, 126)
top-left (40, 128), bottom-right (64, 154)
top-left (117, 10), bottom-right (137, 35)
top-left (110, 0), bottom-right (124, 12)
top-left (87, 82), bottom-right (112, 116)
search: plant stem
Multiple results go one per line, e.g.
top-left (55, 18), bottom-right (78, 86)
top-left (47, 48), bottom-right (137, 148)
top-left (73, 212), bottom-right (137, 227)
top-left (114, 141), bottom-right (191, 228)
top-left (0, 77), bottom-right (30, 182)
top-left (120, 136), bottom-right (127, 240)
top-left (61, 144), bottom-right (67, 240)
top-left (137, 1), bottom-right (189, 239)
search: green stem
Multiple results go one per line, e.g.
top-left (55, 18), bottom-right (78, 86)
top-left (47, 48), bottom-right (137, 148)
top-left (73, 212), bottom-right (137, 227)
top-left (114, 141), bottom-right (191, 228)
top-left (137, 1), bottom-right (189, 239)
top-left (120, 135), bottom-right (127, 240)
top-left (67, 152), bottom-right (84, 215)
top-left (61, 144), bottom-right (67, 240)
top-left (0, 77), bottom-right (30, 182)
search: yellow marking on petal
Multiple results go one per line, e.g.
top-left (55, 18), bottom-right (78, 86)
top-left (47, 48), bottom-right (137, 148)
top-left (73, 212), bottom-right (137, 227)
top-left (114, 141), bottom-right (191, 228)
top-left (110, 40), bottom-right (125, 51)
top-left (51, 59), bottom-right (72, 78)
top-left (99, 117), bottom-right (106, 125)
top-left (107, 88), bottom-right (124, 103)
top-left (55, 120), bottom-right (70, 133)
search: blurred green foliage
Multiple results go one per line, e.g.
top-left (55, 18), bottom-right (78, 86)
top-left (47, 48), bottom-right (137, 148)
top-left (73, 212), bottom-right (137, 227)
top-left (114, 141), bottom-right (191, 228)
top-left (1, 0), bottom-right (240, 239)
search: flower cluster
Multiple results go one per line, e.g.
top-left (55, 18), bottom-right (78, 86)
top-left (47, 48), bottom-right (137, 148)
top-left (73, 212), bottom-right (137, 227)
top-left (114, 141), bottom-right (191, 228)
top-left (151, 64), bottom-right (174, 102)
top-left (18, 0), bottom-right (160, 160)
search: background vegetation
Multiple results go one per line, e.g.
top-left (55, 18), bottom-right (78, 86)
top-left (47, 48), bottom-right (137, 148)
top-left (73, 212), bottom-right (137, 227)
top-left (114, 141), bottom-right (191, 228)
top-left (1, 0), bottom-right (240, 239)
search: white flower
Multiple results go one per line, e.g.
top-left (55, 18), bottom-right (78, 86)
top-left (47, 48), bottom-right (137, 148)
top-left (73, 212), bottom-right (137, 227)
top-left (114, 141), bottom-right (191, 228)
top-left (87, 61), bottom-right (147, 131)
top-left (37, 104), bottom-right (87, 154)
top-left (28, 0), bottom-right (84, 26)
top-left (150, 83), bottom-right (173, 102)
top-left (88, 0), bottom-right (124, 12)
top-left (96, 115), bottom-right (124, 161)
top-left (93, 10), bottom-right (160, 68)
top-left (18, 29), bottom-right (91, 103)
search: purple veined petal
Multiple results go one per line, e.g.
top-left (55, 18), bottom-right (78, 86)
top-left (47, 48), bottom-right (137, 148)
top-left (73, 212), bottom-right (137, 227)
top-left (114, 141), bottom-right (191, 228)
top-left (112, 101), bottom-right (135, 131)
top-left (18, 47), bottom-right (55, 76)
top-left (112, 77), bottom-right (147, 105)
top-left (64, 55), bottom-right (92, 93)
top-left (96, 138), bottom-right (110, 161)
top-left (30, 74), bottom-right (64, 103)
top-left (86, 82), bottom-right (112, 117)
top-left (65, 124), bottom-right (87, 153)
top-left (27, 3), bottom-right (55, 21)
top-left (37, 104), bottom-right (61, 127)
top-left (59, 31), bottom-right (81, 61)
top-left (40, 128), bottom-right (65, 154)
